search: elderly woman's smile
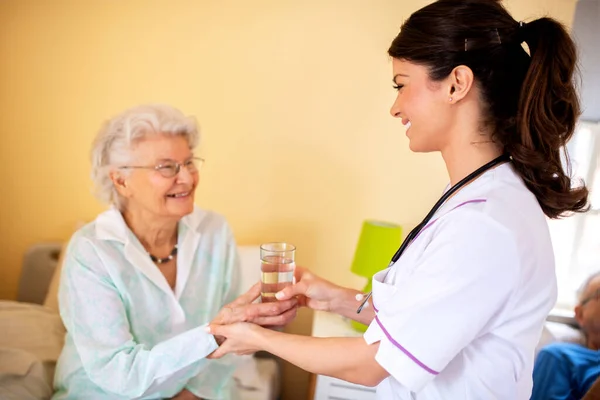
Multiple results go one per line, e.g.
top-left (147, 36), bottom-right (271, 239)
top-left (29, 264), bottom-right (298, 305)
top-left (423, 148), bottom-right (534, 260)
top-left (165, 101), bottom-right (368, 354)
top-left (115, 134), bottom-right (201, 221)
top-left (166, 191), bottom-right (191, 198)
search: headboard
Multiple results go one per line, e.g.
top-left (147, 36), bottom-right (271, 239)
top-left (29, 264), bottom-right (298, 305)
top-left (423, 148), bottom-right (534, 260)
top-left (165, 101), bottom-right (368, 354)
top-left (17, 242), bottom-right (62, 304)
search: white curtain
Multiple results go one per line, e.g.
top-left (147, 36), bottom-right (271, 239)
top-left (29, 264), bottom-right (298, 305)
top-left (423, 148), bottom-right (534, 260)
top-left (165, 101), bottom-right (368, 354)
top-left (572, 0), bottom-right (600, 122)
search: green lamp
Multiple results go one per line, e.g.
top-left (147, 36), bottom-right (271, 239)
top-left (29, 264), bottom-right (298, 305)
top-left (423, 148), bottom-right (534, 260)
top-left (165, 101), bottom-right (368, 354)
top-left (350, 220), bottom-right (402, 332)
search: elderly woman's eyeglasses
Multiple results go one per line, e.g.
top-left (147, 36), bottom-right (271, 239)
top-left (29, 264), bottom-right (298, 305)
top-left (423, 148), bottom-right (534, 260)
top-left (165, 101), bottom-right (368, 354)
top-left (119, 157), bottom-right (205, 178)
top-left (580, 288), bottom-right (600, 307)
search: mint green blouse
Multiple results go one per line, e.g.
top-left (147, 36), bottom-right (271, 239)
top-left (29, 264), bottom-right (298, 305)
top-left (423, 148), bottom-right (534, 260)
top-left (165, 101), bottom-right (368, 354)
top-left (52, 206), bottom-right (241, 399)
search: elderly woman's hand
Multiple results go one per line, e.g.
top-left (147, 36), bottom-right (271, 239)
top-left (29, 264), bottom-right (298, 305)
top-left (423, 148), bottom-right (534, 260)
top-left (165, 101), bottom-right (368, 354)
top-left (211, 282), bottom-right (298, 327)
top-left (206, 322), bottom-right (264, 359)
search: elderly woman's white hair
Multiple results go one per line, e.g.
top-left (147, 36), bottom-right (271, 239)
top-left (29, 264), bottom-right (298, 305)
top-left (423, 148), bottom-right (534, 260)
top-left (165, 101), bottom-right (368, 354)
top-left (91, 104), bottom-right (200, 209)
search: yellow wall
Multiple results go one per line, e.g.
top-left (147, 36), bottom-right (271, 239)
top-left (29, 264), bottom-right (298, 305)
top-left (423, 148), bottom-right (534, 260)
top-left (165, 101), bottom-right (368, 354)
top-left (0, 1), bottom-right (576, 398)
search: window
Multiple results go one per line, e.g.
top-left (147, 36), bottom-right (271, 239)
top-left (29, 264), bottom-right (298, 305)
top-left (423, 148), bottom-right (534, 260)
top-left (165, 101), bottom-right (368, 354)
top-left (548, 121), bottom-right (600, 310)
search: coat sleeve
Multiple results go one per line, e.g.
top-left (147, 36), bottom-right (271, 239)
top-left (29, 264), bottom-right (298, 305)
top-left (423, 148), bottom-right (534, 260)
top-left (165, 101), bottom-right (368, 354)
top-left (185, 221), bottom-right (243, 399)
top-left (58, 236), bottom-right (219, 399)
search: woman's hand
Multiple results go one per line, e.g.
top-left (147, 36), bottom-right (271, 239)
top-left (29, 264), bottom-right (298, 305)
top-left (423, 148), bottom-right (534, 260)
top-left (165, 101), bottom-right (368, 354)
top-left (211, 282), bottom-right (298, 327)
top-left (275, 266), bottom-right (344, 312)
top-left (276, 267), bottom-right (374, 325)
top-left (170, 389), bottom-right (201, 399)
top-left (206, 322), bottom-right (264, 359)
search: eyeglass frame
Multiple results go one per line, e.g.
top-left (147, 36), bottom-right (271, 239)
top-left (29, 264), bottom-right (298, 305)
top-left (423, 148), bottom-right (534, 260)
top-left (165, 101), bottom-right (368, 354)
top-left (580, 288), bottom-right (600, 307)
top-left (118, 157), bottom-right (205, 178)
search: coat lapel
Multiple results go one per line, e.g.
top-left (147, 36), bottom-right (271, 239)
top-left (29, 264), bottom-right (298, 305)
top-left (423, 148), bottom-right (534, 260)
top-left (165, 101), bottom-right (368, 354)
top-left (123, 237), bottom-right (175, 296)
top-left (175, 208), bottom-right (205, 300)
top-left (96, 207), bottom-right (177, 298)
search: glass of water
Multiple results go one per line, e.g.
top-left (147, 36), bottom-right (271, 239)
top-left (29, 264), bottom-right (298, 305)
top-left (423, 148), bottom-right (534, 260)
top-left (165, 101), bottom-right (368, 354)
top-left (260, 242), bottom-right (296, 303)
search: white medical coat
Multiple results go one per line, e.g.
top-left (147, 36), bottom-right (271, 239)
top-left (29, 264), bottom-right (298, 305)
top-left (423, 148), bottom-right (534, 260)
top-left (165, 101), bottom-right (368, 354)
top-left (365, 163), bottom-right (557, 399)
top-left (52, 206), bottom-right (241, 399)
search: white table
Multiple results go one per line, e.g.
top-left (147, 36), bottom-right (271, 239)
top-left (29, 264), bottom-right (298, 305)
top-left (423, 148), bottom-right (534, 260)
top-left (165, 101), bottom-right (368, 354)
top-left (309, 311), bottom-right (378, 400)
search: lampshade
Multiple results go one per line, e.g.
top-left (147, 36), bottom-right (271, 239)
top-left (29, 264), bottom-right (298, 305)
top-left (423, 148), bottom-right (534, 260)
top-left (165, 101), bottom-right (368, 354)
top-left (351, 220), bottom-right (402, 278)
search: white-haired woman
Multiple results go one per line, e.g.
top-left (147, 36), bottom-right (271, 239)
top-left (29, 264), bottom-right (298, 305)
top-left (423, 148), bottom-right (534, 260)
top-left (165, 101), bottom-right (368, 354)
top-left (52, 104), bottom-right (297, 400)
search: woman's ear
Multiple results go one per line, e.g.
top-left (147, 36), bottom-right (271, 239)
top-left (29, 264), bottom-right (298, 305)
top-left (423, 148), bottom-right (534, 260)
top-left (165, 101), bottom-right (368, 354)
top-left (447, 65), bottom-right (474, 103)
top-left (110, 171), bottom-right (130, 198)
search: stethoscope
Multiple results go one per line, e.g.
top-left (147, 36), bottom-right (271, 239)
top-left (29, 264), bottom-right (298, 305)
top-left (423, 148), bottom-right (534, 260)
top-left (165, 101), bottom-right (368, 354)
top-left (356, 153), bottom-right (511, 314)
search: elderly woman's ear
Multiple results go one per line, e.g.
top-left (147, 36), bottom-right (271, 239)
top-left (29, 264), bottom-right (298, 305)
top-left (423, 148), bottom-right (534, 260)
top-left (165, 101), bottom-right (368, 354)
top-left (109, 171), bottom-right (129, 196)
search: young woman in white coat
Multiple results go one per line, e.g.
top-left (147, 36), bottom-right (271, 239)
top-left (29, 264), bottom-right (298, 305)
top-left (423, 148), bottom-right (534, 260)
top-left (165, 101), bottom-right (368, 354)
top-left (207, 0), bottom-right (589, 399)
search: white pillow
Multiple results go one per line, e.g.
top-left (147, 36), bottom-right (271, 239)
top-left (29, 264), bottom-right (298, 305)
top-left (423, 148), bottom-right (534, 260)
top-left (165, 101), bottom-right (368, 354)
top-left (0, 301), bottom-right (65, 362)
top-left (0, 348), bottom-right (53, 400)
top-left (535, 321), bottom-right (584, 356)
top-left (0, 301), bottom-right (64, 400)
top-left (237, 246), bottom-right (262, 292)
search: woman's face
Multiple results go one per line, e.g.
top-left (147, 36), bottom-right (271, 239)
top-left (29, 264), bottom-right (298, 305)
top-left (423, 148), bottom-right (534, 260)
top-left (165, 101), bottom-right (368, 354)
top-left (119, 135), bottom-right (199, 220)
top-left (389, 59), bottom-right (453, 153)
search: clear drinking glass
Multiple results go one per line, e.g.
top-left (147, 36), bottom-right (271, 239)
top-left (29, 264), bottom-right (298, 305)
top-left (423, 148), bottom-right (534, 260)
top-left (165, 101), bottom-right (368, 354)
top-left (260, 242), bottom-right (296, 303)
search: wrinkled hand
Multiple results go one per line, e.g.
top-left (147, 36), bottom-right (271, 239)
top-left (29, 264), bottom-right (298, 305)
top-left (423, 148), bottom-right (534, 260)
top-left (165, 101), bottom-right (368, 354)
top-left (206, 322), bottom-right (263, 359)
top-left (211, 282), bottom-right (298, 327)
top-left (275, 266), bottom-right (342, 312)
top-left (170, 389), bottom-right (201, 400)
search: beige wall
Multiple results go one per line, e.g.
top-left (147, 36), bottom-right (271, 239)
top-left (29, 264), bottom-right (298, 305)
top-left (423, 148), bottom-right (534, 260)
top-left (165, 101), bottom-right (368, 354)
top-left (0, 1), bottom-right (576, 399)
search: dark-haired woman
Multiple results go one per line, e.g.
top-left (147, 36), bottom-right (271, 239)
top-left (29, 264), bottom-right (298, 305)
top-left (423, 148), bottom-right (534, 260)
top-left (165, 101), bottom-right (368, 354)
top-left (205, 1), bottom-right (589, 398)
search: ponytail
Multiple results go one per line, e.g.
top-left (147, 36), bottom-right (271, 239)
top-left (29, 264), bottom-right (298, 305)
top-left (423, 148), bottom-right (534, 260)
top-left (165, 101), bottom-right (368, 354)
top-left (388, 1), bottom-right (589, 218)
top-left (509, 18), bottom-right (588, 218)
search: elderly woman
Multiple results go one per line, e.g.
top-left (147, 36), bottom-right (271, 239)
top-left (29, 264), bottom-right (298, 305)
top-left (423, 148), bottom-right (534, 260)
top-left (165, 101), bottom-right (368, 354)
top-left (52, 104), bottom-right (296, 400)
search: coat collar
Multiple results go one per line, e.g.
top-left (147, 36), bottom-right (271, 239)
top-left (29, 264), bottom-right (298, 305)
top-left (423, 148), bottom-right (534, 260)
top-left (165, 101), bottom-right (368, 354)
top-left (94, 206), bottom-right (206, 303)
top-left (95, 206), bottom-right (205, 243)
